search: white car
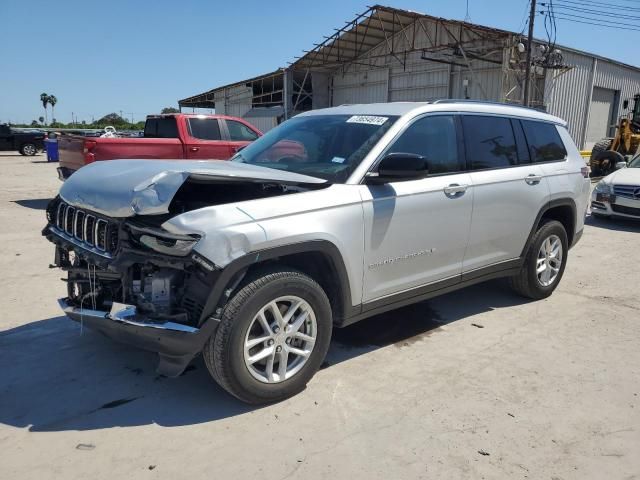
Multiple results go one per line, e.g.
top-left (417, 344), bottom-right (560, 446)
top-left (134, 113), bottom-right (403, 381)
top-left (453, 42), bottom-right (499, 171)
top-left (592, 154), bottom-right (640, 220)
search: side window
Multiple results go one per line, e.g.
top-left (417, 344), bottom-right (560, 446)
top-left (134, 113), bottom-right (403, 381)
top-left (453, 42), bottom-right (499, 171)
top-left (521, 120), bottom-right (567, 162)
top-left (144, 118), bottom-right (179, 138)
top-left (227, 120), bottom-right (259, 141)
top-left (462, 115), bottom-right (517, 170)
top-left (386, 115), bottom-right (460, 175)
top-left (188, 118), bottom-right (221, 140)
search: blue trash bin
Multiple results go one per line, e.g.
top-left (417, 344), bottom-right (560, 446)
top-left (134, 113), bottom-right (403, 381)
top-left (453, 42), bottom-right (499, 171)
top-left (45, 138), bottom-right (59, 162)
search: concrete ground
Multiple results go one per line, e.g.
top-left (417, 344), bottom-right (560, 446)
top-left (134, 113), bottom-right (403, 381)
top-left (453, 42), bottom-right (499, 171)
top-left (1, 152), bottom-right (639, 480)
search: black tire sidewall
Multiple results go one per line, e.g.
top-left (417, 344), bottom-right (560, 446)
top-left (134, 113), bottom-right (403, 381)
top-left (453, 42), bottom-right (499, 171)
top-left (219, 273), bottom-right (332, 403)
top-left (525, 221), bottom-right (568, 297)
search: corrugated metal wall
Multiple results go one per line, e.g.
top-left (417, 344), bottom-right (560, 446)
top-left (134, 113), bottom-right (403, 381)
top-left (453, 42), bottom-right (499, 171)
top-left (546, 51), bottom-right (595, 146)
top-left (224, 85), bottom-right (253, 118)
top-left (245, 116), bottom-right (278, 133)
top-left (389, 61), bottom-right (449, 102)
top-left (546, 50), bottom-right (640, 148)
top-left (332, 69), bottom-right (389, 105)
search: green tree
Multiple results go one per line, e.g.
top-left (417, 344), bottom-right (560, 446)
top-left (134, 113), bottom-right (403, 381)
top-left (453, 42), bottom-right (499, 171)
top-left (30, 120), bottom-right (39, 127)
top-left (161, 107), bottom-right (180, 114)
top-left (38, 116), bottom-right (44, 124)
top-left (96, 113), bottom-right (128, 126)
top-left (40, 93), bottom-right (49, 125)
top-left (49, 95), bottom-right (58, 123)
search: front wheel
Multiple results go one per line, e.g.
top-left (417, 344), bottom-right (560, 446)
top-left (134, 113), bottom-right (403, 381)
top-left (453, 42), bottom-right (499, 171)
top-left (19, 143), bottom-right (37, 156)
top-left (509, 220), bottom-right (568, 300)
top-left (204, 268), bottom-right (333, 404)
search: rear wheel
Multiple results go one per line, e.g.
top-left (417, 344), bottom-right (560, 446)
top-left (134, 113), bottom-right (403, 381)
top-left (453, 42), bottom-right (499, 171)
top-left (509, 220), bottom-right (568, 300)
top-left (203, 268), bottom-right (332, 404)
top-left (19, 143), bottom-right (37, 156)
top-left (589, 138), bottom-right (613, 176)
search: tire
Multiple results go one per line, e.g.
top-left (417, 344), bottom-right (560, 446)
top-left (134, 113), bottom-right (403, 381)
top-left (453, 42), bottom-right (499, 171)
top-left (509, 220), bottom-right (568, 300)
top-left (203, 268), bottom-right (333, 404)
top-left (589, 138), bottom-right (613, 177)
top-left (19, 143), bottom-right (37, 156)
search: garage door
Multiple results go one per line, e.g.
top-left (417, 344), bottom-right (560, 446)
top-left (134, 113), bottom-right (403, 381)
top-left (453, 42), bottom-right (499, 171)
top-left (331, 69), bottom-right (389, 105)
top-left (585, 87), bottom-right (616, 149)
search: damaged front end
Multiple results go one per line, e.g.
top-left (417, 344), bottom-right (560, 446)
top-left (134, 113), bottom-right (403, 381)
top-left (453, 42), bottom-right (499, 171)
top-left (43, 160), bottom-right (329, 376)
top-left (44, 196), bottom-right (222, 376)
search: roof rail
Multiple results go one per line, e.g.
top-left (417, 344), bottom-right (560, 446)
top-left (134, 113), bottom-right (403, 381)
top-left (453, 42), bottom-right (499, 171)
top-left (432, 99), bottom-right (544, 112)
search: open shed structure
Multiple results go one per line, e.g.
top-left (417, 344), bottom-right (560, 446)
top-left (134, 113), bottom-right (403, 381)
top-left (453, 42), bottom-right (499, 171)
top-left (179, 4), bottom-right (640, 149)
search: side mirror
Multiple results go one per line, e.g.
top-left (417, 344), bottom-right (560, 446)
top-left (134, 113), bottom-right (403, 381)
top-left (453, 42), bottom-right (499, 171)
top-left (615, 161), bottom-right (627, 170)
top-left (623, 99), bottom-right (629, 110)
top-left (366, 153), bottom-right (429, 184)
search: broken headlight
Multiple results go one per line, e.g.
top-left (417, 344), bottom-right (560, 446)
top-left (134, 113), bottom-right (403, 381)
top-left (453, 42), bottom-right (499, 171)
top-left (128, 224), bottom-right (200, 257)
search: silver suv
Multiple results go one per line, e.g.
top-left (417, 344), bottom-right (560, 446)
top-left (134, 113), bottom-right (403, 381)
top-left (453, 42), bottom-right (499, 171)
top-left (44, 101), bottom-right (591, 404)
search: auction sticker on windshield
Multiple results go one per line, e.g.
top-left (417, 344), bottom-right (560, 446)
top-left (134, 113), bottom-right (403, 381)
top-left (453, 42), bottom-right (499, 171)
top-left (346, 115), bottom-right (388, 125)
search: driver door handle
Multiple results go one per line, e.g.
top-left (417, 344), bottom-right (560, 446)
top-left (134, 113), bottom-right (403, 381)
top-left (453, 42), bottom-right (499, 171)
top-left (525, 174), bottom-right (542, 185)
top-left (444, 184), bottom-right (468, 196)
top-left (189, 146), bottom-right (199, 152)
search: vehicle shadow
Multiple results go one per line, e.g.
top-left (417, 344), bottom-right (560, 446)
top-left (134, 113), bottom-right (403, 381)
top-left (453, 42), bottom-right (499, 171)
top-left (0, 280), bottom-right (526, 432)
top-left (585, 213), bottom-right (640, 233)
top-left (12, 198), bottom-right (52, 210)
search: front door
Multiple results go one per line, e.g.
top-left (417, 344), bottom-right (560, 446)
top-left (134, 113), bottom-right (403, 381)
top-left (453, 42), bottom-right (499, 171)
top-left (361, 115), bottom-right (473, 303)
top-left (223, 118), bottom-right (261, 156)
top-left (185, 117), bottom-right (233, 160)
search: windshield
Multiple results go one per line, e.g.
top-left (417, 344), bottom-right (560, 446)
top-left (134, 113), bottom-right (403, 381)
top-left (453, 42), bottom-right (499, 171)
top-left (232, 114), bottom-right (399, 183)
top-left (629, 154), bottom-right (640, 168)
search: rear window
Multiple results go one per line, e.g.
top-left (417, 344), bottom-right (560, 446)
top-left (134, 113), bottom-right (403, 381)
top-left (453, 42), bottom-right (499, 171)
top-left (521, 120), bottom-right (567, 162)
top-left (462, 115), bottom-right (518, 170)
top-left (188, 118), bottom-right (221, 140)
top-left (144, 118), bottom-right (179, 138)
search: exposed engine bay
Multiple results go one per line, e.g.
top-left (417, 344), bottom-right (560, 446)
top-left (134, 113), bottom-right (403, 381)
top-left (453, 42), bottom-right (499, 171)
top-left (44, 176), bottom-right (324, 327)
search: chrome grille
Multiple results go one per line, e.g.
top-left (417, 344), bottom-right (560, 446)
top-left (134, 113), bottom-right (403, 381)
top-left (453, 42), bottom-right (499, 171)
top-left (52, 202), bottom-right (117, 254)
top-left (613, 184), bottom-right (640, 199)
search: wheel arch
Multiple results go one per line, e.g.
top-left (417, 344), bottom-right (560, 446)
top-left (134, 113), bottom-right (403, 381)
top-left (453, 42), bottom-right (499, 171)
top-left (522, 199), bottom-right (577, 257)
top-left (198, 240), bottom-right (356, 326)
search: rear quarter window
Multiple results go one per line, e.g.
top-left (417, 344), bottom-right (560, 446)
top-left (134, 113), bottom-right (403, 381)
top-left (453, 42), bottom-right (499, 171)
top-left (144, 118), bottom-right (179, 138)
top-left (521, 120), bottom-right (567, 163)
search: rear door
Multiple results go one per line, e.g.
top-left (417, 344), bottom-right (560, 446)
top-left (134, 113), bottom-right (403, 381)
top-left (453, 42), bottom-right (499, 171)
top-left (222, 118), bottom-right (261, 155)
top-left (184, 117), bottom-right (231, 160)
top-left (461, 115), bottom-right (551, 273)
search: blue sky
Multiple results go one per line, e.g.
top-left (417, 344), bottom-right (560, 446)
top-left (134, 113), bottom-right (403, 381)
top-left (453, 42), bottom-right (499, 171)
top-left (0, 0), bottom-right (636, 124)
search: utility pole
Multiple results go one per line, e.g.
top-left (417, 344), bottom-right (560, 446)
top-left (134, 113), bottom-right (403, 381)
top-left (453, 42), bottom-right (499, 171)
top-left (523, 0), bottom-right (537, 106)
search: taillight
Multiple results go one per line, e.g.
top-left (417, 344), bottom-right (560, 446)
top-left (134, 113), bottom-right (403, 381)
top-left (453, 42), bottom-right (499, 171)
top-left (580, 166), bottom-right (590, 178)
top-left (83, 140), bottom-right (97, 163)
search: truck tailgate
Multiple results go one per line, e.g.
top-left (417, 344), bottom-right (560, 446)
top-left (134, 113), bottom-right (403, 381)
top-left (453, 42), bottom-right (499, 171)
top-left (58, 135), bottom-right (87, 172)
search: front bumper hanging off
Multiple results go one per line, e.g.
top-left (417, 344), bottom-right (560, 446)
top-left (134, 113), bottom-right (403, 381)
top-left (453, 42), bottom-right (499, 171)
top-left (58, 298), bottom-right (219, 377)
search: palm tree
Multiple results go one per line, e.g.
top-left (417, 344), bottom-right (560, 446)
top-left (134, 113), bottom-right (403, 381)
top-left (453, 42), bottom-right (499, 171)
top-left (40, 93), bottom-right (49, 125)
top-left (49, 95), bottom-right (57, 124)
top-left (38, 116), bottom-right (44, 124)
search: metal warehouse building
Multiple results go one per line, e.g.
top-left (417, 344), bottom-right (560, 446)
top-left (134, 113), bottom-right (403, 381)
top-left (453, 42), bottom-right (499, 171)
top-left (178, 4), bottom-right (640, 149)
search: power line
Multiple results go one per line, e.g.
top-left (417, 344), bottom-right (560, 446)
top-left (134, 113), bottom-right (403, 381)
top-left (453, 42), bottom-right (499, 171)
top-left (542, 12), bottom-right (640, 31)
top-left (550, 3), bottom-right (640, 20)
top-left (556, 0), bottom-right (640, 11)
top-left (541, 10), bottom-right (640, 27)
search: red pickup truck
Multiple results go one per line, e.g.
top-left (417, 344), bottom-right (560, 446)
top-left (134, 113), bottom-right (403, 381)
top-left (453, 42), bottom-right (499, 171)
top-left (57, 114), bottom-right (262, 180)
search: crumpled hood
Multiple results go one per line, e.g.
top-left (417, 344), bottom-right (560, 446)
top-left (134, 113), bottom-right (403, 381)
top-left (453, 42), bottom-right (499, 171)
top-left (59, 159), bottom-right (326, 217)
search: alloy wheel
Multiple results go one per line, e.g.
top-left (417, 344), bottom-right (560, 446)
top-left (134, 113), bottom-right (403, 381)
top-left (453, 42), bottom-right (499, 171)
top-left (536, 234), bottom-right (563, 287)
top-left (243, 296), bottom-right (317, 383)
